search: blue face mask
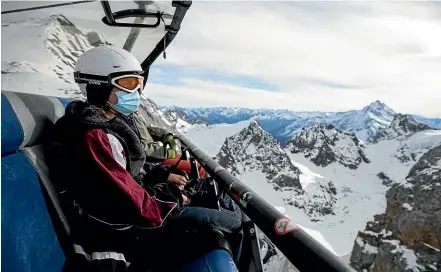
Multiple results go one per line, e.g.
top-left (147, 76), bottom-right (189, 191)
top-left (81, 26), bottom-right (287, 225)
top-left (108, 91), bottom-right (140, 116)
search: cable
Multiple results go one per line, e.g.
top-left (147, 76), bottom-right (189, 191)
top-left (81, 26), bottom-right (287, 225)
top-left (1, 1), bottom-right (96, 15)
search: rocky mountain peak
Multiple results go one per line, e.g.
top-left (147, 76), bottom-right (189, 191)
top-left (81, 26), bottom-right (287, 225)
top-left (365, 100), bottom-right (393, 112)
top-left (362, 100), bottom-right (395, 116)
top-left (216, 121), bottom-right (301, 189)
top-left (350, 145), bottom-right (441, 271)
top-left (374, 114), bottom-right (433, 142)
top-left (215, 121), bottom-right (338, 218)
top-left (287, 123), bottom-right (370, 169)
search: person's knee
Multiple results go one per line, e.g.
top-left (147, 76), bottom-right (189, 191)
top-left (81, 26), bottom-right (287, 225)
top-left (179, 249), bottom-right (239, 272)
top-left (211, 228), bottom-right (234, 257)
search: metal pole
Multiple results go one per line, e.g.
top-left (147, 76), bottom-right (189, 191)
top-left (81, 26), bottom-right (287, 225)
top-left (175, 134), bottom-right (355, 272)
top-left (122, 3), bottom-right (145, 52)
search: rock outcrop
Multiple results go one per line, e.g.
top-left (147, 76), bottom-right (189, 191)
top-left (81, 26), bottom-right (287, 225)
top-left (350, 145), bottom-right (441, 271)
top-left (286, 124), bottom-right (370, 169)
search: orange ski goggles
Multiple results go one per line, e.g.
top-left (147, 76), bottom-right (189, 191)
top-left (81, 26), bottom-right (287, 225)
top-left (111, 74), bottom-right (144, 93)
top-left (74, 71), bottom-right (145, 93)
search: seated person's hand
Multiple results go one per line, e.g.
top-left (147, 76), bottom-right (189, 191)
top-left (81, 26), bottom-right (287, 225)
top-left (182, 194), bottom-right (190, 205)
top-left (167, 173), bottom-right (187, 187)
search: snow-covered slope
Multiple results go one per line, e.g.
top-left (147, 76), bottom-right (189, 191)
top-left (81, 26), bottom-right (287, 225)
top-left (181, 118), bottom-right (441, 262)
top-left (162, 109), bottom-right (208, 131)
top-left (163, 101), bottom-right (441, 144)
top-left (286, 124), bottom-right (370, 169)
top-left (1, 14), bottom-right (185, 133)
top-left (184, 120), bottom-right (252, 157)
top-left (1, 15), bottom-right (99, 98)
top-left (350, 145), bottom-right (441, 271)
top-left (284, 127), bottom-right (441, 256)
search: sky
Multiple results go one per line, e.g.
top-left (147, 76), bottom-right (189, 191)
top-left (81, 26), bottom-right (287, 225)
top-left (2, 1), bottom-right (441, 117)
top-left (143, 1), bottom-right (441, 117)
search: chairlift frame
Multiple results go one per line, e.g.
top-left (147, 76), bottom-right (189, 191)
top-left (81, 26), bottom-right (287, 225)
top-left (100, 0), bottom-right (191, 85)
top-left (100, 1), bottom-right (162, 28)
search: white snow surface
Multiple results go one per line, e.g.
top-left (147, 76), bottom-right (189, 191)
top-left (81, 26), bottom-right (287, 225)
top-left (184, 120), bottom-right (252, 157)
top-left (391, 244), bottom-right (426, 271)
top-left (2, 15), bottom-right (92, 97)
top-left (356, 237), bottom-right (379, 254)
top-left (402, 203), bottom-right (413, 211)
top-left (1, 14), bottom-right (190, 131)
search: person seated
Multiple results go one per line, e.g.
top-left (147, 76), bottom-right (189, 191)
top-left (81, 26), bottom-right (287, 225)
top-left (132, 111), bottom-right (207, 179)
top-left (52, 45), bottom-right (242, 271)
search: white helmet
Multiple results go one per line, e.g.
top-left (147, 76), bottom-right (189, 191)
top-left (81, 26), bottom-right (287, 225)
top-left (74, 46), bottom-right (144, 100)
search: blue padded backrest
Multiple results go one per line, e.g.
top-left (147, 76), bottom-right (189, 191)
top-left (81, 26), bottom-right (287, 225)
top-left (1, 91), bottom-right (67, 157)
top-left (1, 152), bottom-right (65, 272)
top-left (1, 93), bottom-right (24, 155)
top-left (1, 91), bottom-right (72, 272)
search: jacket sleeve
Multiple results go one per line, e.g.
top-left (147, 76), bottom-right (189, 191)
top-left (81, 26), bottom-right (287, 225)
top-left (147, 125), bottom-right (173, 142)
top-left (76, 129), bottom-right (177, 227)
top-left (142, 163), bottom-right (173, 185)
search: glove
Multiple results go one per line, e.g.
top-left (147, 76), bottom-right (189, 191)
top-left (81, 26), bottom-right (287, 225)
top-left (163, 134), bottom-right (177, 159)
top-left (166, 149), bottom-right (177, 159)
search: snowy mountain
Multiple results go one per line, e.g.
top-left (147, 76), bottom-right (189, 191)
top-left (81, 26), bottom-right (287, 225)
top-left (1, 15), bottom-right (102, 98)
top-left (286, 124), bottom-right (370, 170)
top-left (161, 109), bottom-right (208, 131)
top-left (137, 95), bottom-right (183, 132)
top-left (350, 145), bottom-right (441, 272)
top-left (162, 102), bottom-right (441, 145)
top-left (411, 115), bottom-right (441, 130)
top-left (216, 120), bottom-right (303, 191)
top-left (285, 125), bottom-right (441, 248)
top-left (373, 114), bottom-right (433, 142)
top-left (216, 121), bottom-right (338, 219)
top-left (181, 115), bottom-right (441, 267)
top-left (1, 14), bottom-right (188, 133)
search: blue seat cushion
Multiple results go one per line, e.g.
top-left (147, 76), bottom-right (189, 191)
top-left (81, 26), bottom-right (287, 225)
top-left (1, 152), bottom-right (65, 272)
top-left (1, 93), bottom-right (24, 156)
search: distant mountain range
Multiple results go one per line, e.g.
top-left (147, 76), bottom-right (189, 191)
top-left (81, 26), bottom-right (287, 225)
top-left (162, 101), bottom-right (441, 145)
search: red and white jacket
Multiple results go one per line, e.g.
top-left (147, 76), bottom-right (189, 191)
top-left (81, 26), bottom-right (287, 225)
top-left (52, 101), bottom-right (183, 229)
top-left (76, 128), bottom-right (179, 227)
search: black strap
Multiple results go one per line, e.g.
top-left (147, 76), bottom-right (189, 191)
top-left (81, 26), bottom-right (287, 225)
top-left (73, 72), bottom-right (109, 85)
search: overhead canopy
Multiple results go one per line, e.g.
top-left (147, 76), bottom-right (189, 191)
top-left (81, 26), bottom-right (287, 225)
top-left (1, 0), bottom-right (187, 68)
top-left (1, 0), bottom-right (190, 97)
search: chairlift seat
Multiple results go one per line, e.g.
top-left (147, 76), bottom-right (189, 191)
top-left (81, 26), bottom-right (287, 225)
top-left (1, 91), bottom-right (68, 272)
top-left (1, 91), bottom-right (238, 272)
